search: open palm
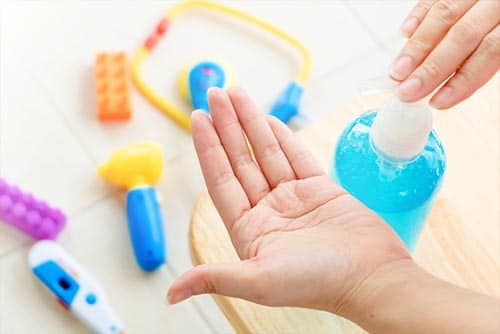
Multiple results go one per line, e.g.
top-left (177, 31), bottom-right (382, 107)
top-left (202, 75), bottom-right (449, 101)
top-left (168, 87), bottom-right (411, 315)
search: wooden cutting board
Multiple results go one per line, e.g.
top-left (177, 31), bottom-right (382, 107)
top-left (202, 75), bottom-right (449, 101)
top-left (189, 75), bottom-right (499, 334)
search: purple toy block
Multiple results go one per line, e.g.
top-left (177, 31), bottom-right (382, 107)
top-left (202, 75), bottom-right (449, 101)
top-left (0, 178), bottom-right (66, 240)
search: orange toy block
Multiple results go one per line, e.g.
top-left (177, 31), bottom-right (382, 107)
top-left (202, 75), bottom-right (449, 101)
top-left (94, 52), bottom-right (131, 121)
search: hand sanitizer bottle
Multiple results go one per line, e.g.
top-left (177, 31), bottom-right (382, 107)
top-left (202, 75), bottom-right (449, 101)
top-left (333, 97), bottom-right (446, 250)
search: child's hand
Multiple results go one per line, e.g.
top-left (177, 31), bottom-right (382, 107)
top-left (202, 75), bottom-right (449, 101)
top-left (391, 0), bottom-right (499, 109)
top-left (167, 87), bottom-right (412, 316)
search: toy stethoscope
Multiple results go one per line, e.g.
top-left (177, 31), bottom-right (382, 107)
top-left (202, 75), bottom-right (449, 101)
top-left (131, 0), bottom-right (312, 131)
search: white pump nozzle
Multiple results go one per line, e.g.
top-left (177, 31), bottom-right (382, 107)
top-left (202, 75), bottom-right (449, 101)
top-left (370, 96), bottom-right (432, 160)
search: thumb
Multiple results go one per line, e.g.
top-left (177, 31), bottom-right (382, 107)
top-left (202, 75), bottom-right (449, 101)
top-left (167, 261), bottom-right (260, 305)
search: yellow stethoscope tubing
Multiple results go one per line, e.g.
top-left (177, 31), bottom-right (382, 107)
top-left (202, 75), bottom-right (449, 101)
top-left (132, 0), bottom-right (312, 132)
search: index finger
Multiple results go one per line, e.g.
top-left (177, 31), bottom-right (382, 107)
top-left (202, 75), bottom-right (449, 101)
top-left (400, 0), bottom-right (437, 37)
top-left (391, 0), bottom-right (476, 81)
top-left (397, 0), bottom-right (499, 102)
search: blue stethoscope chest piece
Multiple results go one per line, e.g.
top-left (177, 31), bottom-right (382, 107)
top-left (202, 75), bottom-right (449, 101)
top-left (187, 61), bottom-right (226, 111)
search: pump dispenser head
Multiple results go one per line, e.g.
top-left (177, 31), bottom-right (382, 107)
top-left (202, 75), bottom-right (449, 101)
top-left (370, 96), bottom-right (432, 160)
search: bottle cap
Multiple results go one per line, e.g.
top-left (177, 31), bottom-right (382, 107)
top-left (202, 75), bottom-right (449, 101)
top-left (370, 96), bottom-right (432, 160)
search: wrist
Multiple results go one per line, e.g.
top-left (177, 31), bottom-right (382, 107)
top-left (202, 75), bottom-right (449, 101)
top-left (332, 259), bottom-right (430, 329)
top-left (333, 259), bottom-right (500, 334)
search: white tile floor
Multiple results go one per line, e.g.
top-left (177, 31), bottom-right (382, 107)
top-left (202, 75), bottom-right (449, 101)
top-left (0, 1), bottom-right (415, 333)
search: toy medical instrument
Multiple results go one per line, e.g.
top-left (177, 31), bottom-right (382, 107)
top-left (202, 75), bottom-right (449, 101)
top-left (98, 142), bottom-right (166, 271)
top-left (0, 178), bottom-right (66, 240)
top-left (30, 241), bottom-right (124, 334)
top-left (178, 60), bottom-right (229, 111)
top-left (132, 0), bottom-right (312, 131)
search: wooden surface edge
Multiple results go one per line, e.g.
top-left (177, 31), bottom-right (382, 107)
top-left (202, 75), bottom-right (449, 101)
top-left (189, 195), bottom-right (251, 334)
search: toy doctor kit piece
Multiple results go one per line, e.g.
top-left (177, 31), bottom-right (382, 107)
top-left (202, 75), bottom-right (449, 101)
top-left (29, 241), bottom-right (125, 334)
top-left (98, 142), bottom-right (166, 271)
top-left (0, 177), bottom-right (66, 240)
top-left (132, 0), bottom-right (312, 131)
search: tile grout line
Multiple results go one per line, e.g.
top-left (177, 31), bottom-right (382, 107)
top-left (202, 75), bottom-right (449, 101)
top-left (308, 1), bottom-right (389, 87)
top-left (0, 5), bottom-right (3, 177)
top-left (9, 47), bottom-right (191, 169)
top-left (166, 264), bottom-right (219, 334)
top-left (0, 190), bottom-right (116, 261)
top-left (22, 65), bottom-right (100, 167)
top-left (66, 190), bottom-right (117, 221)
top-left (309, 45), bottom-right (383, 87)
top-left (1, 5), bottom-right (6, 330)
top-left (0, 6), bottom-right (15, 328)
top-left (0, 257), bottom-right (3, 334)
top-left (0, 239), bottom-right (31, 260)
top-left (190, 297), bottom-right (221, 334)
top-left (342, 0), bottom-right (404, 60)
top-left (342, 1), bottom-right (390, 53)
top-left (3, 43), bottom-right (103, 183)
top-left (0, 151), bottom-right (198, 261)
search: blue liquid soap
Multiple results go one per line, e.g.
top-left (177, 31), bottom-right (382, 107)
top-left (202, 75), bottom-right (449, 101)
top-left (333, 97), bottom-right (446, 250)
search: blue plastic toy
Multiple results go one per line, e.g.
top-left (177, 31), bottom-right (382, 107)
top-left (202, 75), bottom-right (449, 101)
top-left (98, 142), bottom-right (166, 272)
top-left (179, 60), bottom-right (228, 112)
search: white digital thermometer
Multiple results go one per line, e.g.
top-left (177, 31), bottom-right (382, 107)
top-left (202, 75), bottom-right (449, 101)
top-left (29, 241), bottom-right (125, 334)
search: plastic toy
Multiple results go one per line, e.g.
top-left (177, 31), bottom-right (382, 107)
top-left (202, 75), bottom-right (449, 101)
top-left (131, 0), bottom-right (312, 131)
top-left (30, 241), bottom-right (125, 334)
top-left (178, 60), bottom-right (229, 112)
top-left (0, 178), bottom-right (66, 240)
top-left (97, 142), bottom-right (166, 271)
top-left (95, 52), bottom-right (131, 121)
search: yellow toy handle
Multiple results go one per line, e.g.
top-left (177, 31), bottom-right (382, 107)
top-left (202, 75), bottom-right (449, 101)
top-left (132, 0), bottom-right (312, 132)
